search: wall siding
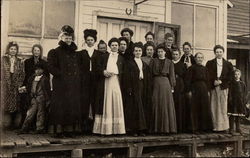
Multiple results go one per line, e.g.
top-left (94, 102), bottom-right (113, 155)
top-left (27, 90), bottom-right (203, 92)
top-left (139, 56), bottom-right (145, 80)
top-left (1, 0), bottom-right (227, 60)
top-left (228, 0), bottom-right (250, 35)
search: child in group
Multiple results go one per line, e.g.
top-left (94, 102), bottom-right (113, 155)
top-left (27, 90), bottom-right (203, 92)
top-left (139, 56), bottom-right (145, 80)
top-left (18, 64), bottom-right (51, 134)
top-left (228, 69), bottom-right (248, 134)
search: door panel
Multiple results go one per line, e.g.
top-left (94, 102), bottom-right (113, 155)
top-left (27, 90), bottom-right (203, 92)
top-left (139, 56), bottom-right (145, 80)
top-left (125, 21), bottom-right (152, 43)
top-left (97, 18), bottom-right (124, 43)
top-left (97, 17), bottom-right (152, 43)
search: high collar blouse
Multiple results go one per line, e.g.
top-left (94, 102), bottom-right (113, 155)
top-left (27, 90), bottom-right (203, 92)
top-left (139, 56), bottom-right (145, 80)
top-left (86, 46), bottom-right (95, 58)
top-left (216, 58), bottom-right (223, 78)
top-left (134, 57), bottom-right (143, 79)
top-left (106, 51), bottom-right (119, 75)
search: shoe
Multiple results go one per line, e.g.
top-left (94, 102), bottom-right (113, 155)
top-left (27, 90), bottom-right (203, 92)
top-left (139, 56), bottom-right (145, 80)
top-left (133, 133), bottom-right (138, 137)
top-left (236, 129), bottom-right (242, 134)
top-left (34, 130), bottom-right (45, 134)
top-left (139, 133), bottom-right (146, 137)
top-left (64, 132), bottom-right (75, 138)
top-left (16, 129), bottom-right (28, 135)
top-left (52, 133), bottom-right (64, 138)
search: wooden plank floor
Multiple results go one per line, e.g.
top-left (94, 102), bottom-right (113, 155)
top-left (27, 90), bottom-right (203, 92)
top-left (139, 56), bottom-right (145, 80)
top-left (0, 130), bottom-right (249, 148)
top-left (1, 124), bottom-right (250, 157)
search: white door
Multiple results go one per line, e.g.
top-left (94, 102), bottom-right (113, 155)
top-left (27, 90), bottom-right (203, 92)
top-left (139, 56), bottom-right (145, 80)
top-left (97, 18), bottom-right (125, 43)
top-left (125, 21), bottom-right (152, 43)
top-left (97, 17), bottom-right (153, 44)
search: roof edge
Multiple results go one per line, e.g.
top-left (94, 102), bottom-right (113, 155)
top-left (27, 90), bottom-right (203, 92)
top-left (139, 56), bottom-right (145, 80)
top-left (227, 0), bottom-right (234, 8)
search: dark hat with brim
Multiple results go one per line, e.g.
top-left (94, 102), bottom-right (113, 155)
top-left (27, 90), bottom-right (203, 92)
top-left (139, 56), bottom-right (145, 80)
top-left (61, 25), bottom-right (74, 37)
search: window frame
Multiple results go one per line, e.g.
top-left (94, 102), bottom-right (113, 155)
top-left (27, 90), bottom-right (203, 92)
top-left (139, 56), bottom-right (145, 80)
top-left (154, 22), bottom-right (181, 47)
top-left (8, 0), bottom-right (76, 39)
top-left (171, 1), bottom-right (219, 53)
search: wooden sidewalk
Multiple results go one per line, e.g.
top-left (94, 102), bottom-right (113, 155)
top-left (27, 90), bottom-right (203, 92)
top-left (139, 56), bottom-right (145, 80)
top-left (1, 130), bottom-right (250, 157)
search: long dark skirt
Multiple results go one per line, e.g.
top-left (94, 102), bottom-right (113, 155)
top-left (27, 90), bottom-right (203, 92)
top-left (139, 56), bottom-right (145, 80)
top-left (173, 77), bottom-right (186, 133)
top-left (190, 81), bottom-right (213, 132)
top-left (151, 76), bottom-right (177, 133)
top-left (124, 80), bottom-right (147, 132)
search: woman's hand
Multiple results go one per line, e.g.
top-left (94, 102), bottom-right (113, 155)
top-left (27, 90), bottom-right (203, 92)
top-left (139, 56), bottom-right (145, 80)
top-left (186, 91), bottom-right (192, 98)
top-left (185, 62), bottom-right (192, 68)
top-left (214, 80), bottom-right (222, 86)
top-left (18, 86), bottom-right (27, 93)
top-left (104, 70), bottom-right (113, 78)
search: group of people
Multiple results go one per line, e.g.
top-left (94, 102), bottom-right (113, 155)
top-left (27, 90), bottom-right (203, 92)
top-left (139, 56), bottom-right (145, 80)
top-left (2, 25), bottom-right (248, 138)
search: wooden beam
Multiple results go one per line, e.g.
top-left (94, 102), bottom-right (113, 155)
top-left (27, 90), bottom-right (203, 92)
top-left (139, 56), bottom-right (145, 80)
top-left (128, 144), bottom-right (138, 157)
top-left (233, 138), bottom-right (243, 157)
top-left (188, 142), bottom-right (197, 158)
top-left (71, 149), bottom-right (82, 158)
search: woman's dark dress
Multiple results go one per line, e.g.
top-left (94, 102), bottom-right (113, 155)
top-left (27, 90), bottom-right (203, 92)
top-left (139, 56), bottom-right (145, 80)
top-left (47, 41), bottom-right (82, 133)
top-left (228, 80), bottom-right (247, 116)
top-left (122, 59), bottom-right (152, 132)
top-left (79, 49), bottom-right (102, 132)
top-left (173, 60), bottom-right (186, 132)
top-left (150, 58), bottom-right (177, 133)
top-left (185, 64), bottom-right (213, 132)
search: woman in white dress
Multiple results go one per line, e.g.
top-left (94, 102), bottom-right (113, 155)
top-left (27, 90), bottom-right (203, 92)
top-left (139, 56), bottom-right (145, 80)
top-left (93, 37), bottom-right (126, 135)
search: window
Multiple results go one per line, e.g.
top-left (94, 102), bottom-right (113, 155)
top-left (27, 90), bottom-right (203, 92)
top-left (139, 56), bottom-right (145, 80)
top-left (195, 6), bottom-right (216, 48)
top-left (9, 0), bottom-right (42, 36)
top-left (9, 0), bottom-right (75, 38)
top-left (171, 2), bottom-right (217, 50)
top-left (44, 1), bottom-right (75, 38)
top-left (172, 3), bottom-right (194, 46)
top-left (154, 22), bottom-right (181, 46)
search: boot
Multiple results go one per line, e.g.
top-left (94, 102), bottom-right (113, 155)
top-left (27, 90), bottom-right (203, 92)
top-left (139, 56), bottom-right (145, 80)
top-left (236, 117), bottom-right (242, 134)
top-left (229, 116), bottom-right (235, 134)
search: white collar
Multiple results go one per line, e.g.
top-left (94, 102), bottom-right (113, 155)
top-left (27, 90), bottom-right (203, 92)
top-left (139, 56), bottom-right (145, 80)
top-left (172, 58), bottom-right (181, 64)
top-left (216, 58), bottom-right (223, 64)
top-left (86, 46), bottom-right (95, 57)
top-left (34, 75), bottom-right (43, 81)
top-left (110, 51), bottom-right (118, 55)
top-left (134, 57), bottom-right (141, 61)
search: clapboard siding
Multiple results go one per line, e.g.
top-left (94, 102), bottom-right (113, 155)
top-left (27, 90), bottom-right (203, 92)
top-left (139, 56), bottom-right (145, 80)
top-left (228, 0), bottom-right (250, 35)
top-left (80, 0), bottom-right (165, 24)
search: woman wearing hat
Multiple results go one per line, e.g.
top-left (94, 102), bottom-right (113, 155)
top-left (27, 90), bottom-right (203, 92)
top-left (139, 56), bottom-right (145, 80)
top-left (2, 41), bottom-right (25, 130)
top-left (79, 29), bottom-right (102, 134)
top-left (47, 25), bottom-right (82, 137)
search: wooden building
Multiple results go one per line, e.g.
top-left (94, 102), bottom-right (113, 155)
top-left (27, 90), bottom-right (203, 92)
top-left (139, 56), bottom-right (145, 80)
top-left (1, 0), bottom-right (232, 63)
top-left (227, 0), bottom-right (250, 92)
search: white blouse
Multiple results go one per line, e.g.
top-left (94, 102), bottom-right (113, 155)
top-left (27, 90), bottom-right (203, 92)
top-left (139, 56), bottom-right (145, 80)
top-left (86, 46), bottom-right (95, 71)
top-left (86, 46), bottom-right (95, 57)
top-left (106, 51), bottom-right (119, 75)
top-left (134, 58), bottom-right (143, 79)
top-left (10, 56), bottom-right (16, 73)
top-left (216, 58), bottom-right (223, 78)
